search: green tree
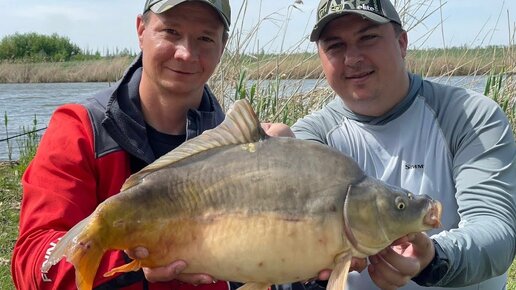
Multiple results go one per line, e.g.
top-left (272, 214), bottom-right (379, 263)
top-left (0, 32), bottom-right (81, 62)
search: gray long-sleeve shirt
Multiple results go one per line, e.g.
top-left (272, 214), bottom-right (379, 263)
top-left (292, 73), bottom-right (516, 290)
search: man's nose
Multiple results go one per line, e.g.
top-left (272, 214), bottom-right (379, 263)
top-left (344, 45), bottom-right (364, 67)
top-left (175, 39), bottom-right (198, 62)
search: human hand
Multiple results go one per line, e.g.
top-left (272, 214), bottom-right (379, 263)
top-left (261, 122), bottom-right (295, 138)
top-left (368, 232), bottom-right (435, 290)
top-left (125, 247), bottom-right (215, 285)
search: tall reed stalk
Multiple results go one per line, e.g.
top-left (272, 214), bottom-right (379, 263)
top-left (1, 114), bottom-right (41, 172)
top-left (3, 112), bottom-right (13, 162)
top-left (15, 115), bottom-right (41, 171)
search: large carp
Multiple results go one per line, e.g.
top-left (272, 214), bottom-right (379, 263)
top-left (41, 99), bottom-right (442, 290)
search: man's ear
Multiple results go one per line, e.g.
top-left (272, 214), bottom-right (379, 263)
top-left (398, 30), bottom-right (408, 59)
top-left (136, 14), bottom-right (146, 49)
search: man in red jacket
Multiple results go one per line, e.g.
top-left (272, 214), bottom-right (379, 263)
top-left (11, 0), bottom-right (234, 289)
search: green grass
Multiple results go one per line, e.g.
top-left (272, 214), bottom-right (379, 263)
top-left (510, 265), bottom-right (516, 290)
top-left (0, 162), bottom-right (22, 289)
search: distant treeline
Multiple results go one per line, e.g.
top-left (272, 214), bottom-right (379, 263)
top-left (0, 32), bottom-right (136, 63)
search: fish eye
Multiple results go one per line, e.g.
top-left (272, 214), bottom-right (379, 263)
top-left (395, 196), bottom-right (406, 210)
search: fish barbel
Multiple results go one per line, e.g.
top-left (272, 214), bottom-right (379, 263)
top-left (41, 99), bottom-right (442, 290)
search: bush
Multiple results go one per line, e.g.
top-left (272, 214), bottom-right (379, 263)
top-left (0, 32), bottom-right (81, 62)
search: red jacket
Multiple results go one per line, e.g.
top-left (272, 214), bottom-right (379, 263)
top-left (11, 56), bottom-right (229, 290)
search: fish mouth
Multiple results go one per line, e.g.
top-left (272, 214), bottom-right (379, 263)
top-left (423, 200), bottom-right (442, 228)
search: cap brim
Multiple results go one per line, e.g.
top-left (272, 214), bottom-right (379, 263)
top-left (149, 0), bottom-right (230, 31)
top-left (310, 11), bottom-right (390, 42)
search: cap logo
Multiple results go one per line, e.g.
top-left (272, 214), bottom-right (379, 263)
top-left (320, 0), bottom-right (381, 20)
top-left (318, 2), bottom-right (329, 19)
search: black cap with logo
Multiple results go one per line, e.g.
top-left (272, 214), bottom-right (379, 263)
top-left (310, 0), bottom-right (401, 41)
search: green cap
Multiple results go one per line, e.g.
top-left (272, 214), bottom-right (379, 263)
top-left (143, 0), bottom-right (231, 31)
top-left (310, 0), bottom-right (401, 41)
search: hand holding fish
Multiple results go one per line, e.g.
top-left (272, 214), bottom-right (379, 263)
top-left (368, 232), bottom-right (435, 290)
top-left (126, 247), bottom-right (215, 285)
top-left (261, 122), bottom-right (295, 137)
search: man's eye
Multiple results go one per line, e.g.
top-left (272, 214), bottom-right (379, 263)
top-left (164, 29), bottom-right (178, 35)
top-left (324, 43), bottom-right (343, 52)
top-left (200, 36), bottom-right (215, 43)
top-left (362, 34), bottom-right (378, 41)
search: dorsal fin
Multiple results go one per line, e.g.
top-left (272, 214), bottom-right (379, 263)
top-left (121, 99), bottom-right (267, 191)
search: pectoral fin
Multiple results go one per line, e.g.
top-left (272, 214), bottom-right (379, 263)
top-left (103, 259), bottom-right (142, 277)
top-left (327, 254), bottom-right (352, 290)
top-left (236, 282), bottom-right (271, 290)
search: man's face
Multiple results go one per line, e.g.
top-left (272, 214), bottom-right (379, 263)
top-left (317, 14), bottom-right (408, 117)
top-left (137, 2), bottom-right (226, 97)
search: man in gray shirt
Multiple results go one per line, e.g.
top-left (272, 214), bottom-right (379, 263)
top-left (266, 0), bottom-right (516, 289)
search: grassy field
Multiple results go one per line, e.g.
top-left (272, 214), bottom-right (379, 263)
top-left (0, 162), bottom-right (22, 288)
top-left (0, 46), bottom-right (514, 83)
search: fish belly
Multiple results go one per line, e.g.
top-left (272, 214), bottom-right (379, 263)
top-left (139, 212), bottom-right (347, 284)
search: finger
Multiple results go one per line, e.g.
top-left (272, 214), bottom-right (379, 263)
top-left (380, 247), bottom-right (420, 277)
top-left (125, 247), bottom-right (149, 260)
top-left (317, 269), bottom-right (332, 280)
top-left (391, 232), bottom-right (416, 246)
top-left (260, 123), bottom-right (271, 130)
top-left (409, 232), bottom-right (435, 270)
top-left (175, 273), bottom-right (216, 285)
top-left (142, 260), bottom-right (187, 283)
top-left (350, 258), bottom-right (367, 272)
top-left (411, 232), bottom-right (433, 252)
top-left (368, 253), bottom-right (411, 289)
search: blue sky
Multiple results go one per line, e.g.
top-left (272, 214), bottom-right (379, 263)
top-left (0, 0), bottom-right (514, 54)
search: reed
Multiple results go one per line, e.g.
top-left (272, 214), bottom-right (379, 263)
top-left (3, 112), bottom-right (13, 162)
top-left (0, 56), bottom-right (132, 83)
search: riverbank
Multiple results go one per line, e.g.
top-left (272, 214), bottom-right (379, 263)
top-left (0, 46), bottom-right (514, 83)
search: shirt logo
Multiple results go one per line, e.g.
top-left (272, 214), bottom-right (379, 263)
top-left (41, 240), bottom-right (60, 282)
top-left (405, 164), bottom-right (424, 170)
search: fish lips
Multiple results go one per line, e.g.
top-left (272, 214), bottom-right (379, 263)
top-left (424, 200), bottom-right (443, 229)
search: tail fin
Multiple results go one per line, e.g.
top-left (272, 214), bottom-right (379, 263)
top-left (41, 215), bottom-right (106, 290)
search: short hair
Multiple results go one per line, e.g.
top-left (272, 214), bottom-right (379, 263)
top-left (391, 22), bottom-right (405, 37)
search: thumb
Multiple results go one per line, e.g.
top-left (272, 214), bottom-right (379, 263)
top-left (410, 232), bottom-right (435, 271)
top-left (410, 232), bottom-right (432, 251)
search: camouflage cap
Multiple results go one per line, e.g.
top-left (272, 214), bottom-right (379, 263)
top-left (143, 0), bottom-right (231, 31)
top-left (310, 0), bottom-right (401, 41)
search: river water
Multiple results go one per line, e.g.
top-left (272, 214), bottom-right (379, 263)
top-left (0, 76), bottom-right (490, 161)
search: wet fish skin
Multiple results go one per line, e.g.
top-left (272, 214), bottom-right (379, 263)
top-left (41, 99), bottom-right (442, 290)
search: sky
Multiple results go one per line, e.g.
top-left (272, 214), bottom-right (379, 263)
top-left (0, 0), bottom-right (514, 55)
